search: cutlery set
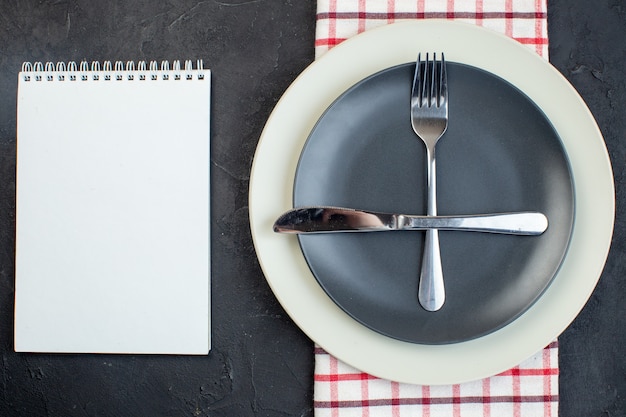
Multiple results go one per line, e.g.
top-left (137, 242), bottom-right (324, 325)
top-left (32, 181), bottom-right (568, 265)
top-left (274, 53), bottom-right (549, 312)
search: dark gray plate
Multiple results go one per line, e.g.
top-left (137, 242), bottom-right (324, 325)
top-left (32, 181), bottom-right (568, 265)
top-left (294, 63), bottom-right (574, 344)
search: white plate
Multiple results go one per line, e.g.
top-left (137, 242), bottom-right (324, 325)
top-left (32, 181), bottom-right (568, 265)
top-left (249, 20), bottom-right (614, 385)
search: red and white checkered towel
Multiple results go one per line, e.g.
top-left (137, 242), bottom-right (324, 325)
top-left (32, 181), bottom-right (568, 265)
top-left (313, 1), bottom-right (558, 416)
top-left (314, 343), bottom-right (558, 417)
top-left (315, 0), bottom-right (549, 59)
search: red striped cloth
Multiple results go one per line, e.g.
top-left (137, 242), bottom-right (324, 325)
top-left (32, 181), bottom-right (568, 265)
top-left (315, 0), bottom-right (548, 59)
top-left (313, 1), bottom-right (557, 416)
top-left (315, 343), bottom-right (558, 416)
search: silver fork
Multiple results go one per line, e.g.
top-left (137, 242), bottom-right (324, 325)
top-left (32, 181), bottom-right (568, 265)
top-left (411, 52), bottom-right (448, 312)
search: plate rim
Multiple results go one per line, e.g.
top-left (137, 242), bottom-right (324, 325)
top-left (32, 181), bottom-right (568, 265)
top-left (249, 20), bottom-right (615, 384)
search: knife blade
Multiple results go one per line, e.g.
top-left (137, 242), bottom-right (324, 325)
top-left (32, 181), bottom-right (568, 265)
top-left (273, 206), bottom-right (548, 235)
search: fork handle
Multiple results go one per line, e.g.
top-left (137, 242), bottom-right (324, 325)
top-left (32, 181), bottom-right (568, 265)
top-left (419, 229), bottom-right (445, 311)
top-left (418, 147), bottom-right (445, 311)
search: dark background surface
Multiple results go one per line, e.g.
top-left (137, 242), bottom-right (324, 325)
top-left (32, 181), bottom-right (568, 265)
top-left (0, 0), bottom-right (624, 416)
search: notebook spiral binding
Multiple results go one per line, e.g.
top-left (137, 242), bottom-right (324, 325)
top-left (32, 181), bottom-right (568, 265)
top-left (20, 59), bottom-right (206, 82)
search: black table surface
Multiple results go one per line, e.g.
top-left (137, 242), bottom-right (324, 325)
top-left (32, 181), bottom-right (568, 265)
top-left (0, 1), bottom-right (624, 416)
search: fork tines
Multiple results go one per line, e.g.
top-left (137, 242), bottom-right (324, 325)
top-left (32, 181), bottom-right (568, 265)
top-left (413, 52), bottom-right (447, 108)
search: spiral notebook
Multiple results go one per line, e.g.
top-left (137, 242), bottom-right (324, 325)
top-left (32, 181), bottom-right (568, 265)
top-left (14, 60), bottom-right (211, 354)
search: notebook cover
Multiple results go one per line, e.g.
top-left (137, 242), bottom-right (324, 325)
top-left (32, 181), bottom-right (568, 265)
top-left (14, 60), bottom-right (211, 354)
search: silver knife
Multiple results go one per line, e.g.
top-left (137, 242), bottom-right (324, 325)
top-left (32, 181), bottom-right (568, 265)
top-left (273, 206), bottom-right (548, 235)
